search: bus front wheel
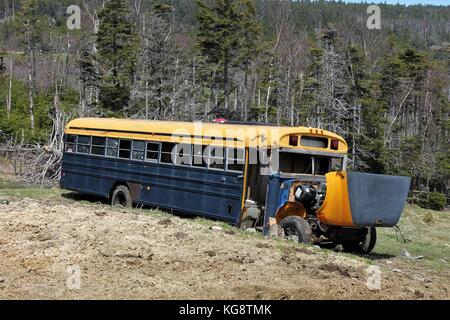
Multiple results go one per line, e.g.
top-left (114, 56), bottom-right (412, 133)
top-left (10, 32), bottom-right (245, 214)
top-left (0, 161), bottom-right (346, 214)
top-left (279, 216), bottom-right (313, 244)
top-left (111, 185), bottom-right (133, 208)
top-left (342, 227), bottom-right (377, 254)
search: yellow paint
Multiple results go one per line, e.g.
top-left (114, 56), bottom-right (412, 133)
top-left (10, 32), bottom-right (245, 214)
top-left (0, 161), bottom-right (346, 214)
top-left (275, 202), bottom-right (307, 224)
top-left (239, 148), bottom-right (250, 222)
top-left (65, 118), bottom-right (348, 154)
top-left (316, 171), bottom-right (355, 227)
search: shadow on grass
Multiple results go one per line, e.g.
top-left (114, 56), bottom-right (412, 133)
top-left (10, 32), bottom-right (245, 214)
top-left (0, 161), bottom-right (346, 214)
top-left (362, 252), bottom-right (396, 260)
top-left (62, 191), bottom-right (198, 219)
top-left (62, 192), bottom-right (109, 205)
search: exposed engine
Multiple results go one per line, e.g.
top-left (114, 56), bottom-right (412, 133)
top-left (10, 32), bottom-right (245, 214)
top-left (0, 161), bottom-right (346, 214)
top-left (293, 182), bottom-right (326, 214)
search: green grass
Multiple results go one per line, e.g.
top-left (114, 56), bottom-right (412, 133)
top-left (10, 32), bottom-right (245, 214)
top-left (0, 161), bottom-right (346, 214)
top-left (374, 204), bottom-right (450, 273)
top-left (0, 177), bottom-right (62, 199)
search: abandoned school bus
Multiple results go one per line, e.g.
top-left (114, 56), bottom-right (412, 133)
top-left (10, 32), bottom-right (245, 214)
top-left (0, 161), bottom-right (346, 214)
top-left (61, 118), bottom-right (411, 253)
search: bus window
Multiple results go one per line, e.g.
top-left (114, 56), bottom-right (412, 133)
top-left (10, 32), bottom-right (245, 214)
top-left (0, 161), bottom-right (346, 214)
top-left (175, 144), bottom-right (192, 166)
top-left (65, 135), bottom-right (77, 153)
top-left (91, 137), bottom-right (106, 156)
top-left (77, 136), bottom-right (91, 154)
top-left (208, 146), bottom-right (225, 170)
top-left (161, 143), bottom-right (176, 164)
top-left (314, 157), bottom-right (331, 175)
top-left (300, 136), bottom-right (328, 148)
top-left (227, 148), bottom-right (245, 172)
top-left (279, 153), bottom-right (312, 174)
top-left (119, 140), bottom-right (132, 159)
top-left (331, 158), bottom-right (343, 171)
top-left (192, 145), bottom-right (207, 168)
top-left (132, 140), bottom-right (145, 161)
top-left (106, 138), bottom-right (119, 158)
top-left (146, 142), bottom-right (160, 162)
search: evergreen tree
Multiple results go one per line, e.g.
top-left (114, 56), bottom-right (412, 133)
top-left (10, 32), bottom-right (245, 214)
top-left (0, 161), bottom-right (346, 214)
top-left (139, 3), bottom-right (174, 119)
top-left (78, 39), bottom-right (99, 115)
top-left (97, 0), bottom-right (138, 115)
top-left (196, 0), bottom-right (261, 110)
top-left (0, 56), bottom-right (6, 75)
top-left (18, 0), bottom-right (43, 131)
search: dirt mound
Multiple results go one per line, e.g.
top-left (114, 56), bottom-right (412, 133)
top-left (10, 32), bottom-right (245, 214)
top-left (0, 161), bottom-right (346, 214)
top-left (0, 197), bottom-right (448, 299)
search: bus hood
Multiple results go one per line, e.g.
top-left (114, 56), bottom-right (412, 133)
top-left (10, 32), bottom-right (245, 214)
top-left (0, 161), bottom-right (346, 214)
top-left (317, 172), bottom-right (411, 227)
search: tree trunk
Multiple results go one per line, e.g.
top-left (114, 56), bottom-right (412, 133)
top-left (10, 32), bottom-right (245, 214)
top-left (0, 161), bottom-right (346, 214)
top-left (145, 80), bottom-right (149, 119)
top-left (265, 85), bottom-right (271, 123)
top-left (26, 20), bottom-right (35, 132)
top-left (3, 0), bottom-right (9, 19)
top-left (224, 48), bottom-right (230, 110)
top-left (6, 57), bottom-right (13, 119)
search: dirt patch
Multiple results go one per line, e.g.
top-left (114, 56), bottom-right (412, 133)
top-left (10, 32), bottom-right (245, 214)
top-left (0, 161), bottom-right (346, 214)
top-left (0, 197), bottom-right (448, 300)
top-left (319, 263), bottom-right (352, 277)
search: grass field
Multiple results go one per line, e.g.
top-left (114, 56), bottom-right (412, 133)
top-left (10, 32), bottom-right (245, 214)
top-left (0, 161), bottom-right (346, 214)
top-left (375, 204), bottom-right (450, 273)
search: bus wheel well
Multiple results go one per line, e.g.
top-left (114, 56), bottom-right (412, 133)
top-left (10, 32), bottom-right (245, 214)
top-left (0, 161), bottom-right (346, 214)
top-left (274, 202), bottom-right (307, 224)
top-left (109, 182), bottom-right (130, 199)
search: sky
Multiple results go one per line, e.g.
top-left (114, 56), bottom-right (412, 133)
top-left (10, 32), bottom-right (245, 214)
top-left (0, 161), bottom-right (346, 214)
top-left (339, 0), bottom-right (449, 5)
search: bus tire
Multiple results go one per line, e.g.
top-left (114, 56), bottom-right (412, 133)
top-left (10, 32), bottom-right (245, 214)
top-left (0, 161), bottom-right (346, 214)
top-left (342, 227), bottom-right (377, 254)
top-left (111, 185), bottom-right (133, 208)
top-left (279, 216), bottom-right (313, 244)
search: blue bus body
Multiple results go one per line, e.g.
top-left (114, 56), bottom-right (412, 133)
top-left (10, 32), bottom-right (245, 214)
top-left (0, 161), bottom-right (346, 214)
top-left (61, 147), bottom-right (245, 225)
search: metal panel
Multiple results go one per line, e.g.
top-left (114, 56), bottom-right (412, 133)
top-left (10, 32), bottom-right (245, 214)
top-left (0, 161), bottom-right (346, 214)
top-left (262, 175), bottom-right (282, 235)
top-left (347, 173), bottom-right (411, 227)
top-left (61, 153), bottom-right (244, 225)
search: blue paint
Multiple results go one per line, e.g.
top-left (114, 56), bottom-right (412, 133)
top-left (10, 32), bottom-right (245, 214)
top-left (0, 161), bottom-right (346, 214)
top-left (263, 175), bottom-right (282, 235)
top-left (61, 152), bottom-right (244, 225)
top-left (347, 172), bottom-right (411, 227)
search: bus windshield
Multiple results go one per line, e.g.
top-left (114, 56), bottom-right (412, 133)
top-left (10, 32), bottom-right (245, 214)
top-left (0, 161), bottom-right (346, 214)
top-left (278, 152), bottom-right (343, 175)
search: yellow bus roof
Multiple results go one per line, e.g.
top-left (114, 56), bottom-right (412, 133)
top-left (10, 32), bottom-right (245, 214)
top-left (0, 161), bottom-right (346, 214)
top-left (65, 118), bottom-right (348, 154)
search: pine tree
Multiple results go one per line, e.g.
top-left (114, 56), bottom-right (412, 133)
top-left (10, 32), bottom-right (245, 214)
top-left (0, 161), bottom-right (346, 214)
top-left (78, 39), bottom-right (99, 115)
top-left (97, 0), bottom-right (138, 115)
top-left (139, 3), bottom-right (174, 119)
top-left (0, 56), bottom-right (6, 75)
top-left (196, 0), bottom-right (261, 110)
top-left (18, 0), bottom-right (42, 132)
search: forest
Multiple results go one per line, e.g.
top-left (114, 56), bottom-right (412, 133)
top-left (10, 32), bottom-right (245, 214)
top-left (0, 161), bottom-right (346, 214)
top-left (0, 0), bottom-right (449, 207)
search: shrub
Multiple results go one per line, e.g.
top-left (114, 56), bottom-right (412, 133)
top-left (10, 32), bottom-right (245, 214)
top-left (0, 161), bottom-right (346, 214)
top-left (423, 212), bottom-right (435, 224)
top-left (426, 192), bottom-right (447, 211)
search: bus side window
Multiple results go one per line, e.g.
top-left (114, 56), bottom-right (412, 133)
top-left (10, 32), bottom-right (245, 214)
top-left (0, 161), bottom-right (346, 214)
top-left (146, 142), bottom-right (160, 162)
top-left (77, 136), bottom-right (91, 154)
top-left (119, 140), bottom-right (132, 159)
top-left (132, 140), bottom-right (146, 161)
top-left (161, 143), bottom-right (176, 164)
top-left (227, 148), bottom-right (245, 172)
top-left (91, 137), bottom-right (106, 156)
top-left (174, 144), bottom-right (192, 166)
top-left (106, 138), bottom-right (119, 158)
top-left (208, 146), bottom-right (225, 170)
top-left (65, 135), bottom-right (77, 153)
top-left (192, 145), bottom-right (207, 168)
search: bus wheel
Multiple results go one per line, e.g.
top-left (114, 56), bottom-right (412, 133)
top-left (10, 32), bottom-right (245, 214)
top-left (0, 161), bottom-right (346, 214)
top-left (342, 227), bottom-right (377, 254)
top-left (111, 185), bottom-right (133, 208)
top-left (279, 216), bottom-right (313, 244)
